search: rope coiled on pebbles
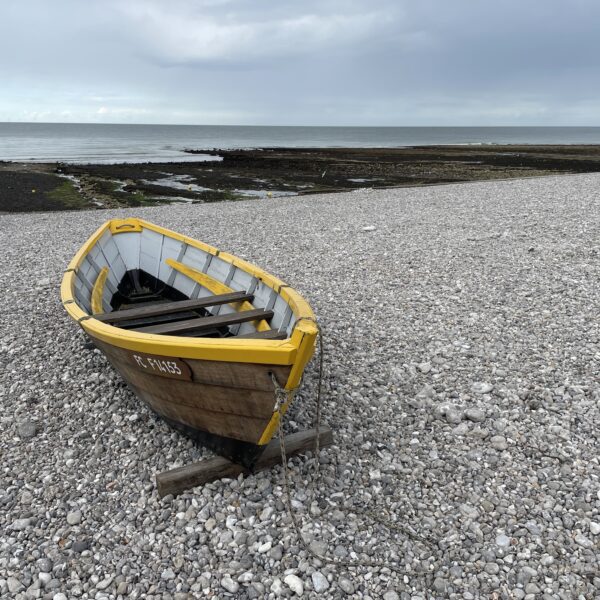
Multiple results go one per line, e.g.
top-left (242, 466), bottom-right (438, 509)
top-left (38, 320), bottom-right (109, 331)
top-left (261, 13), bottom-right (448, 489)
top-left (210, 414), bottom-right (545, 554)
top-left (270, 325), bottom-right (436, 574)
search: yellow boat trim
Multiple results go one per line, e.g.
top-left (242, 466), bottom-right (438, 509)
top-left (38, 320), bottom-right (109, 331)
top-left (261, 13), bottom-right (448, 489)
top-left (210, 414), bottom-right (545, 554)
top-left (91, 267), bottom-right (109, 315)
top-left (258, 401), bottom-right (292, 445)
top-left (110, 218), bottom-right (142, 234)
top-left (61, 217), bottom-right (318, 447)
top-left (166, 259), bottom-right (270, 332)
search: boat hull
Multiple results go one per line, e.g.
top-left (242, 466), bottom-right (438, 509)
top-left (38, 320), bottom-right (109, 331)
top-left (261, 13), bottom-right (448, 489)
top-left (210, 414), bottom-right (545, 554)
top-left (93, 338), bottom-right (291, 469)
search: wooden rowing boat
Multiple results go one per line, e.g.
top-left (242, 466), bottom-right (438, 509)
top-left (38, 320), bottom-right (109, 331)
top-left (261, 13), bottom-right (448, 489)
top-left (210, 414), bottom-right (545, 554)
top-left (61, 218), bottom-right (318, 468)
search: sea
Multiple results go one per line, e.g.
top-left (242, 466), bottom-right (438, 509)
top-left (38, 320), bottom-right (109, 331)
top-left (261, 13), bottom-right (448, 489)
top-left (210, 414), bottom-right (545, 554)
top-left (1, 123), bottom-right (600, 164)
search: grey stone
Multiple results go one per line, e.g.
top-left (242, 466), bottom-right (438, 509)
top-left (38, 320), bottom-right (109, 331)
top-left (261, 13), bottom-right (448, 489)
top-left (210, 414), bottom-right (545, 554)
top-left (464, 407), bottom-right (486, 422)
top-left (66, 510), bottom-right (82, 525)
top-left (517, 566), bottom-right (537, 585)
top-left (284, 574), bottom-right (304, 595)
top-left (311, 571), bottom-right (329, 593)
top-left (574, 533), bottom-right (593, 548)
top-left (11, 517), bottom-right (32, 531)
top-left (97, 576), bottom-right (114, 590)
top-left (445, 408), bottom-right (464, 424)
top-left (36, 558), bottom-right (53, 573)
top-left (71, 539), bottom-right (90, 553)
top-left (338, 577), bottom-right (355, 594)
top-left (221, 576), bottom-right (239, 594)
top-left (490, 435), bottom-right (508, 451)
top-left (7, 577), bottom-right (24, 593)
top-left (471, 382), bottom-right (494, 394)
top-left (269, 544), bottom-right (283, 561)
top-left (17, 420), bottom-right (38, 438)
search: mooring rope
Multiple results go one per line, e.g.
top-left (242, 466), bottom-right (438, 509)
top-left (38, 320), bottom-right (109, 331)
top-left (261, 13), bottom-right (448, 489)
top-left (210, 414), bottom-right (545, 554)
top-left (269, 326), bottom-right (437, 575)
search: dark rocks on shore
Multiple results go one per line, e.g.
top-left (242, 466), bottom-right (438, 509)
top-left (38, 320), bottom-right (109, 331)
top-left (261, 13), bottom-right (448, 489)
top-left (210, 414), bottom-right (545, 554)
top-left (3, 144), bottom-right (600, 213)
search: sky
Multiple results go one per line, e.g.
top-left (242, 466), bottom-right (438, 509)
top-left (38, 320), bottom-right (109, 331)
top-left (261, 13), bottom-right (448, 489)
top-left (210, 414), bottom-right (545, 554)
top-left (1, 0), bottom-right (599, 126)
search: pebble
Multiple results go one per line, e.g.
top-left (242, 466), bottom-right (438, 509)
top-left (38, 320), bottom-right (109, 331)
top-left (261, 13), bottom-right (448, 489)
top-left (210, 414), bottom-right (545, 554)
top-left (445, 408), bottom-right (464, 424)
top-left (269, 544), bottom-right (283, 560)
top-left (311, 571), bottom-right (330, 593)
top-left (490, 435), bottom-right (508, 451)
top-left (11, 518), bottom-right (32, 531)
top-left (464, 407), bottom-right (486, 422)
top-left (66, 510), bottom-right (82, 525)
top-left (1, 175), bottom-right (599, 599)
top-left (383, 591), bottom-right (400, 600)
top-left (471, 382), bottom-right (493, 394)
top-left (37, 558), bottom-right (53, 573)
top-left (271, 578), bottom-right (284, 595)
top-left (17, 420), bottom-right (38, 438)
top-left (7, 578), bottom-right (24, 594)
top-left (71, 539), bottom-right (90, 553)
top-left (221, 576), bottom-right (239, 594)
top-left (574, 533), bottom-right (594, 548)
top-left (284, 574), bottom-right (304, 595)
top-left (338, 577), bottom-right (355, 594)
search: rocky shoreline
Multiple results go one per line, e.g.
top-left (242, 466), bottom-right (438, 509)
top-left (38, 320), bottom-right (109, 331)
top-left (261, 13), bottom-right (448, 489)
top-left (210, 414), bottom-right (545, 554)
top-left (2, 144), bottom-right (600, 212)
top-left (1, 174), bottom-right (599, 598)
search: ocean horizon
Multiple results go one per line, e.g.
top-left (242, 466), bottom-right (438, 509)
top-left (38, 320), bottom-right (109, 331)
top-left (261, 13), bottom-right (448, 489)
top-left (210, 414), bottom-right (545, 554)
top-left (1, 123), bottom-right (600, 164)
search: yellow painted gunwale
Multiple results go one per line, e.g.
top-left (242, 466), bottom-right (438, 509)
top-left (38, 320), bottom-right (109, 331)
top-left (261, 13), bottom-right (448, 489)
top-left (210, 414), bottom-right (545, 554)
top-left (61, 218), bottom-right (318, 388)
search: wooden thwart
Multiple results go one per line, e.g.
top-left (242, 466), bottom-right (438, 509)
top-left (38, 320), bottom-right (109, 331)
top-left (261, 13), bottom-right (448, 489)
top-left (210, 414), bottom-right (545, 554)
top-left (95, 291), bottom-right (254, 324)
top-left (156, 426), bottom-right (333, 497)
top-left (134, 308), bottom-right (273, 335)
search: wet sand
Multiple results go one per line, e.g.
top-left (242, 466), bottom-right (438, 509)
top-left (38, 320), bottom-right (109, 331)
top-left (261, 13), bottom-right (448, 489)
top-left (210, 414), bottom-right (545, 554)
top-left (2, 145), bottom-right (600, 212)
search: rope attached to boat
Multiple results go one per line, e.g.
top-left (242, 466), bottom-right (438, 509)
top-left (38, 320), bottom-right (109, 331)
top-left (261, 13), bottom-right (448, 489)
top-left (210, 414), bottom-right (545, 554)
top-left (270, 325), bottom-right (435, 574)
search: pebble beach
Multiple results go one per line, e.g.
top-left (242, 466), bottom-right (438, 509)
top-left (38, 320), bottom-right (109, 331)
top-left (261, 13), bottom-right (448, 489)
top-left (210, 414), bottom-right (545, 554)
top-left (1, 173), bottom-right (599, 598)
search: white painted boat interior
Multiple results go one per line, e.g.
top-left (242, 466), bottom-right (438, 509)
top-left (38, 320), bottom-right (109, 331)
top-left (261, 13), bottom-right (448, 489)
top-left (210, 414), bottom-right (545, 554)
top-left (72, 229), bottom-right (297, 336)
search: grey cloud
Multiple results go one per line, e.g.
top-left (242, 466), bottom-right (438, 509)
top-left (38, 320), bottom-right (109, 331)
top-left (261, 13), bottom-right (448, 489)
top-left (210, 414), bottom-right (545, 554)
top-left (0, 0), bottom-right (598, 124)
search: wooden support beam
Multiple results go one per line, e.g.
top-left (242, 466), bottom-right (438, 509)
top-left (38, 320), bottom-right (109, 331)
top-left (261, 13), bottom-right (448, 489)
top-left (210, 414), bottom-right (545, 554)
top-left (156, 426), bottom-right (333, 498)
top-left (135, 308), bottom-right (273, 336)
top-left (95, 291), bottom-right (253, 324)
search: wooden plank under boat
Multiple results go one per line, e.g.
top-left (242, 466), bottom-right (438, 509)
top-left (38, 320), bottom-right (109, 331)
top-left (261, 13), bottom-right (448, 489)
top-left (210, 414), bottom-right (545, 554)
top-left (61, 218), bottom-right (318, 468)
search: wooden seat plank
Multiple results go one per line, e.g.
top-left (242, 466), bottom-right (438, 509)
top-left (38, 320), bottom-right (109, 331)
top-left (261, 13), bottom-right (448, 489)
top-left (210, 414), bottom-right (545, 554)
top-left (134, 308), bottom-right (274, 336)
top-left (95, 291), bottom-right (253, 324)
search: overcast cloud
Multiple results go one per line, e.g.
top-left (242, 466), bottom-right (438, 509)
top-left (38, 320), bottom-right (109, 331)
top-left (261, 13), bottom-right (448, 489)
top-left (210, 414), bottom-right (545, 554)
top-left (1, 0), bottom-right (599, 125)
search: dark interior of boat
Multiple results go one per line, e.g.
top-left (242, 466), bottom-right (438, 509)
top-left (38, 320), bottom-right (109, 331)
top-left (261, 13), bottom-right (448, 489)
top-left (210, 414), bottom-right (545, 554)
top-left (97, 269), bottom-right (286, 340)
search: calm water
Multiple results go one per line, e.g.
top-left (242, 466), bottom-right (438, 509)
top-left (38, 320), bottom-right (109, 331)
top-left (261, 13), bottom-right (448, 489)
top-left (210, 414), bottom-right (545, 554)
top-left (1, 123), bottom-right (600, 163)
